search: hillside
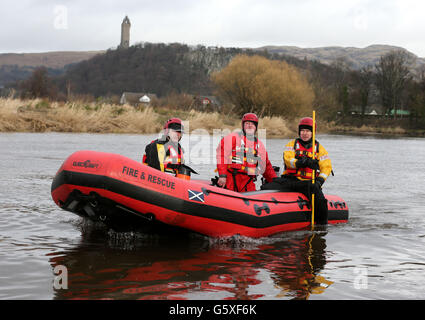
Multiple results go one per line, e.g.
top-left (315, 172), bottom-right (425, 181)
top-left (0, 51), bottom-right (105, 69)
top-left (3, 44), bottom-right (425, 89)
top-left (0, 51), bottom-right (105, 87)
top-left (49, 44), bottom-right (244, 97)
top-left (4, 45), bottom-right (423, 71)
top-left (3, 43), bottom-right (425, 99)
top-left (257, 44), bottom-right (425, 70)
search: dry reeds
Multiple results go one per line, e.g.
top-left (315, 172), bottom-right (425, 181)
top-left (187, 110), bottom-right (238, 133)
top-left (0, 98), bottom-right (162, 133)
top-left (0, 97), bottom-right (41, 132)
top-left (259, 116), bottom-right (293, 138)
top-left (184, 110), bottom-right (295, 138)
top-left (0, 97), bottom-right (319, 137)
top-left (1, 97), bottom-right (411, 137)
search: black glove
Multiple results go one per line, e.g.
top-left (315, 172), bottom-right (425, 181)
top-left (305, 158), bottom-right (320, 170)
top-left (315, 177), bottom-right (325, 188)
top-left (295, 157), bottom-right (308, 168)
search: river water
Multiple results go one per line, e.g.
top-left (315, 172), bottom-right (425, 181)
top-left (0, 132), bottom-right (424, 300)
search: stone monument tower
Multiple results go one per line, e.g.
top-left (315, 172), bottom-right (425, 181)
top-left (120, 16), bottom-right (131, 49)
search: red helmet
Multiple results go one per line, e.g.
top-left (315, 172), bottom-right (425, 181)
top-left (298, 117), bottom-right (316, 134)
top-left (164, 118), bottom-right (184, 132)
top-left (241, 113), bottom-right (259, 128)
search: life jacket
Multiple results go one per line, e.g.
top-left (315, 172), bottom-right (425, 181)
top-left (143, 140), bottom-right (183, 174)
top-left (228, 132), bottom-right (260, 176)
top-left (159, 142), bottom-right (183, 173)
top-left (285, 139), bottom-right (320, 180)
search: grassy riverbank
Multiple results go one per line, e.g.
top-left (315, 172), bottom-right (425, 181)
top-left (1, 97), bottom-right (422, 137)
top-left (0, 97), bottom-right (294, 137)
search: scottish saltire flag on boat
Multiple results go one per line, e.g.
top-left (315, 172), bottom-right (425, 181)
top-left (188, 190), bottom-right (204, 202)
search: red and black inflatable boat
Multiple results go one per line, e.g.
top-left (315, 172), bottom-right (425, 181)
top-left (51, 151), bottom-right (349, 238)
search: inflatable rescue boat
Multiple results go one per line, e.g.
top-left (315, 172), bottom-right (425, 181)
top-left (51, 151), bottom-right (349, 238)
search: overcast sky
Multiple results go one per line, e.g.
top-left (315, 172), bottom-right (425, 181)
top-left (1, 0), bottom-right (425, 57)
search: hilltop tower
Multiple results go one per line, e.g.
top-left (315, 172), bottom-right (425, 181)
top-left (120, 16), bottom-right (131, 49)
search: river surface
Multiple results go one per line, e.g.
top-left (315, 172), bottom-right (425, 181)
top-left (0, 132), bottom-right (424, 300)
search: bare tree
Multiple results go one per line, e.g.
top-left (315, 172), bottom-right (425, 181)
top-left (375, 50), bottom-right (413, 118)
top-left (19, 67), bottom-right (58, 99)
top-left (407, 65), bottom-right (425, 122)
top-left (358, 65), bottom-right (374, 117)
top-left (330, 57), bottom-right (352, 115)
top-left (418, 66), bottom-right (425, 120)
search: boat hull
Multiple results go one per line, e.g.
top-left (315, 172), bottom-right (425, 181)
top-left (51, 151), bottom-right (349, 238)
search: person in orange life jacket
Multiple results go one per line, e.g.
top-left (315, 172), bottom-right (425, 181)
top-left (143, 118), bottom-right (184, 174)
top-left (261, 117), bottom-right (332, 224)
top-left (216, 113), bottom-right (276, 192)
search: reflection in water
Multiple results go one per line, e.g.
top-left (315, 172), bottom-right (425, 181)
top-left (48, 223), bottom-right (331, 300)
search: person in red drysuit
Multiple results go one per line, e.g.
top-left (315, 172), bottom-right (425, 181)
top-left (216, 113), bottom-right (276, 192)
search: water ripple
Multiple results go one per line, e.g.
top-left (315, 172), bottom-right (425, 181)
top-left (1, 133), bottom-right (425, 299)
